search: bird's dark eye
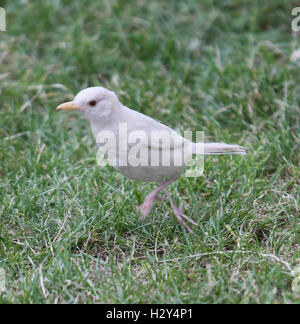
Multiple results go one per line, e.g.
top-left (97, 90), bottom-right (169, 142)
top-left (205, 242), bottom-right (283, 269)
top-left (89, 100), bottom-right (97, 106)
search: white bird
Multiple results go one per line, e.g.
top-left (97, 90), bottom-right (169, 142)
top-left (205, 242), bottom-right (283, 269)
top-left (57, 87), bottom-right (246, 233)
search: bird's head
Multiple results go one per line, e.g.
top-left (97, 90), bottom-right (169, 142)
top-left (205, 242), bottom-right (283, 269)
top-left (56, 87), bottom-right (120, 121)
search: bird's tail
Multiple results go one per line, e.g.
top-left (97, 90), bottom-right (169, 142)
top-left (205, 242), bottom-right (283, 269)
top-left (194, 142), bottom-right (246, 155)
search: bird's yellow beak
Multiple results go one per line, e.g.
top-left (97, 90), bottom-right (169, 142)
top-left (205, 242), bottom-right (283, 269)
top-left (56, 101), bottom-right (81, 111)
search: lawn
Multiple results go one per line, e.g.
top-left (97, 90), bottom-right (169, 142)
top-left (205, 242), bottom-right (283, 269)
top-left (0, 0), bottom-right (299, 303)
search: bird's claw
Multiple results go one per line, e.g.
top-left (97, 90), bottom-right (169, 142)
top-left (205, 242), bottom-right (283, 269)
top-left (173, 213), bottom-right (194, 233)
top-left (139, 202), bottom-right (152, 219)
top-left (173, 207), bottom-right (197, 226)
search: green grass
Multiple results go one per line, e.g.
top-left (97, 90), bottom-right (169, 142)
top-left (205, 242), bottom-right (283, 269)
top-left (0, 0), bottom-right (299, 303)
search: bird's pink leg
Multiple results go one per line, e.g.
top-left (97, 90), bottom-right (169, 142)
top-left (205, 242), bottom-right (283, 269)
top-left (139, 178), bottom-right (175, 219)
top-left (163, 188), bottom-right (197, 233)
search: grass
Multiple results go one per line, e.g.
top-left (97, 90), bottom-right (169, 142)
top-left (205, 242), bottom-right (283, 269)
top-left (0, 0), bottom-right (299, 303)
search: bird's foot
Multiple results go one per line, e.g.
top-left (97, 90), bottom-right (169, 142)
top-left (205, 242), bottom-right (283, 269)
top-left (172, 204), bottom-right (197, 234)
top-left (139, 192), bottom-right (157, 219)
top-left (139, 182), bottom-right (172, 219)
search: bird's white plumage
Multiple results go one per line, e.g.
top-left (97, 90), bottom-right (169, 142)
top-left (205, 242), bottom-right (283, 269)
top-left (57, 86), bottom-right (246, 232)
top-left (69, 87), bottom-right (246, 182)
